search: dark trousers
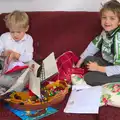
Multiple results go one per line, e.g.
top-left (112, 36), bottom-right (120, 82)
top-left (83, 56), bottom-right (120, 86)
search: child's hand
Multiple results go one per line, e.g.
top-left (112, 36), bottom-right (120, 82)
top-left (86, 61), bottom-right (99, 71)
top-left (9, 51), bottom-right (20, 62)
top-left (76, 59), bottom-right (84, 68)
top-left (2, 50), bottom-right (13, 57)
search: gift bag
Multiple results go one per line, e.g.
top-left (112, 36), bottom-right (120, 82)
top-left (0, 69), bottom-right (30, 97)
top-left (6, 60), bottom-right (40, 97)
top-left (0, 59), bottom-right (39, 97)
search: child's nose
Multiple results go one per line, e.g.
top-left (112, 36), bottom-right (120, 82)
top-left (14, 33), bottom-right (19, 37)
top-left (105, 19), bottom-right (110, 24)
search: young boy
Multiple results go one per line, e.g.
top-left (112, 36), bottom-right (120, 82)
top-left (0, 10), bottom-right (33, 63)
top-left (0, 11), bottom-right (35, 94)
top-left (76, 0), bottom-right (120, 86)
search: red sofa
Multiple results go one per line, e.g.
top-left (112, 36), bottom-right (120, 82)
top-left (0, 12), bottom-right (120, 120)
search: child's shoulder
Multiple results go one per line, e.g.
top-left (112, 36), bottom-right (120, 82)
top-left (1, 32), bottom-right (10, 38)
top-left (25, 33), bottom-right (32, 38)
top-left (25, 34), bottom-right (33, 41)
top-left (117, 30), bottom-right (120, 34)
top-left (115, 30), bottom-right (120, 39)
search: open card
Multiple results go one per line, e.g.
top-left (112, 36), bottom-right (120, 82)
top-left (39, 52), bottom-right (58, 82)
top-left (5, 104), bottom-right (58, 120)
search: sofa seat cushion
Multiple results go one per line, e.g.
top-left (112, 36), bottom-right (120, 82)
top-left (99, 105), bottom-right (120, 120)
top-left (100, 82), bottom-right (120, 107)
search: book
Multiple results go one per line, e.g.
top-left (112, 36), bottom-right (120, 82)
top-left (5, 104), bottom-right (58, 120)
top-left (64, 86), bottom-right (102, 114)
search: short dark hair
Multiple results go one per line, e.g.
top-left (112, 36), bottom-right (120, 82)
top-left (100, 0), bottom-right (120, 20)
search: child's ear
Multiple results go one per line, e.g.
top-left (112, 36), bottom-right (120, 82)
top-left (118, 20), bottom-right (120, 25)
top-left (25, 25), bottom-right (29, 32)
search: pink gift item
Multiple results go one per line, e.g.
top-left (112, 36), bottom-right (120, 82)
top-left (2, 58), bottom-right (28, 74)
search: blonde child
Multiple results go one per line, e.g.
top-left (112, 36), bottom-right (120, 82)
top-left (76, 0), bottom-right (120, 86)
top-left (0, 10), bottom-right (33, 63)
top-left (0, 11), bottom-right (34, 94)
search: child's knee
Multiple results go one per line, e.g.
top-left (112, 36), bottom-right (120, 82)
top-left (84, 72), bottom-right (100, 86)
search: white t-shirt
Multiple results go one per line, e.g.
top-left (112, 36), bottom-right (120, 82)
top-left (0, 32), bottom-right (33, 62)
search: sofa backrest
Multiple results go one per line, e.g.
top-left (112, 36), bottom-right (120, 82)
top-left (0, 12), bottom-right (102, 60)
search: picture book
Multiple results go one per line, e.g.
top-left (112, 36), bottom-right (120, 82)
top-left (5, 104), bottom-right (58, 120)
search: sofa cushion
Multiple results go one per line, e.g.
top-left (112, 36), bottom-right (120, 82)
top-left (100, 82), bottom-right (120, 107)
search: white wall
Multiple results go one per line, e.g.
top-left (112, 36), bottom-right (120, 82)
top-left (0, 0), bottom-right (103, 13)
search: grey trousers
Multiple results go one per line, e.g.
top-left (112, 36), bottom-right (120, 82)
top-left (83, 56), bottom-right (120, 86)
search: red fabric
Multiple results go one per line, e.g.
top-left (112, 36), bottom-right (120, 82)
top-left (46, 51), bottom-right (87, 84)
top-left (56, 51), bottom-right (79, 81)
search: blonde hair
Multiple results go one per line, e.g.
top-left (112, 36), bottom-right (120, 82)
top-left (5, 10), bottom-right (29, 31)
top-left (100, 0), bottom-right (120, 20)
